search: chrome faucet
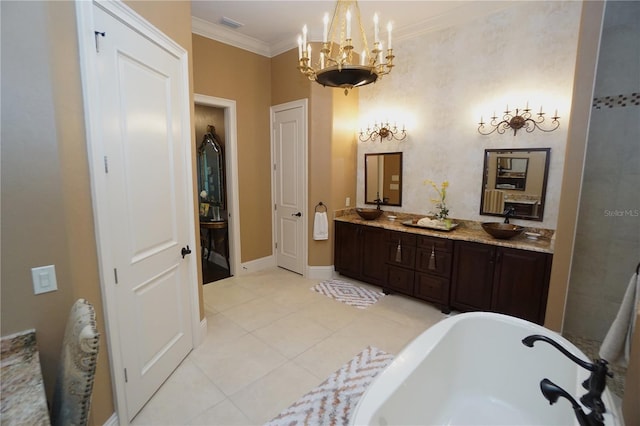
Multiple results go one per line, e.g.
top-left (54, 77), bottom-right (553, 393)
top-left (522, 335), bottom-right (612, 415)
top-left (539, 378), bottom-right (604, 426)
top-left (503, 206), bottom-right (516, 223)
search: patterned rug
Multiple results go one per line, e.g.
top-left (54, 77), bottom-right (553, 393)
top-left (265, 346), bottom-right (394, 426)
top-left (311, 279), bottom-right (384, 309)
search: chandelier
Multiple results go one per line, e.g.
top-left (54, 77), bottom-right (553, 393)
top-left (297, 0), bottom-right (395, 95)
top-left (359, 121), bottom-right (407, 142)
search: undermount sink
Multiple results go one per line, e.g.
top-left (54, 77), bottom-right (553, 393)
top-left (356, 208), bottom-right (383, 221)
top-left (481, 222), bottom-right (525, 239)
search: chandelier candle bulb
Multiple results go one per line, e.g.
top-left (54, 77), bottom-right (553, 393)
top-left (297, 36), bottom-right (302, 59)
top-left (374, 14), bottom-right (379, 42)
top-left (323, 13), bottom-right (329, 42)
top-left (346, 9), bottom-right (351, 39)
top-left (302, 25), bottom-right (307, 50)
top-left (387, 22), bottom-right (392, 49)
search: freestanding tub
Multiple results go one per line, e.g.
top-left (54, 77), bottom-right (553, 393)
top-left (351, 312), bottom-right (620, 425)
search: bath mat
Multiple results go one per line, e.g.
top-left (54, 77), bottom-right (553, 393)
top-left (311, 279), bottom-right (384, 309)
top-left (264, 346), bottom-right (394, 426)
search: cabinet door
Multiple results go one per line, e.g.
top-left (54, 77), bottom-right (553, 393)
top-left (492, 248), bottom-right (551, 324)
top-left (451, 241), bottom-right (495, 311)
top-left (415, 248), bottom-right (452, 277)
top-left (361, 226), bottom-right (387, 285)
top-left (386, 265), bottom-right (415, 294)
top-left (414, 272), bottom-right (449, 305)
top-left (334, 221), bottom-right (361, 278)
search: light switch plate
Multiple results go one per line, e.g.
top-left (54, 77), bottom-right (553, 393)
top-left (32, 265), bottom-right (58, 295)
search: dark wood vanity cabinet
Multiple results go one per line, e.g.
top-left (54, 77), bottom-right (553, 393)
top-left (451, 241), bottom-right (552, 324)
top-left (335, 221), bottom-right (552, 324)
top-left (334, 221), bottom-right (387, 285)
top-left (414, 236), bottom-right (454, 307)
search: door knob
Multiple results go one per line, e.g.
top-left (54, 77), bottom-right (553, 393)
top-left (292, 212), bottom-right (302, 217)
top-left (181, 246), bottom-right (192, 258)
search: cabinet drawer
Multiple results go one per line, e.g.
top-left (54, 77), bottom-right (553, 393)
top-left (387, 230), bottom-right (417, 246)
top-left (414, 273), bottom-right (450, 305)
top-left (386, 265), bottom-right (414, 294)
top-left (417, 235), bottom-right (453, 252)
top-left (386, 242), bottom-right (416, 268)
top-left (415, 249), bottom-right (452, 277)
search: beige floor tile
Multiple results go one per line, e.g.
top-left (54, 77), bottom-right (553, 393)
top-left (185, 399), bottom-right (252, 426)
top-left (296, 296), bottom-right (360, 331)
top-left (369, 292), bottom-right (445, 330)
top-left (293, 333), bottom-right (379, 380)
top-left (190, 333), bottom-right (287, 395)
top-left (230, 362), bottom-right (322, 424)
top-left (267, 282), bottom-right (327, 311)
top-left (131, 358), bottom-right (225, 425)
top-left (332, 311), bottom-right (422, 355)
top-left (203, 312), bottom-right (248, 345)
top-left (222, 296), bottom-right (297, 331)
top-left (203, 281), bottom-right (261, 312)
top-left (253, 310), bottom-right (334, 359)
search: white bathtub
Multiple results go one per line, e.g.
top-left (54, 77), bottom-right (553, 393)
top-left (351, 312), bottom-right (620, 426)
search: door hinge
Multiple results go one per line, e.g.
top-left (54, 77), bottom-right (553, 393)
top-left (275, 242), bottom-right (278, 249)
top-left (104, 156), bottom-right (109, 173)
top-left (274, 204), bottom-right (277, 211)
top-left (113, 268), bottom-right (118, 284)
top-left (94, 31), bottom-right (106, 53)
top-left (124, 368), bottom-right (128, 383)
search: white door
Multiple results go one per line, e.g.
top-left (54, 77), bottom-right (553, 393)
top-left (272, 101), bottom-right (307, 274)
top-left (93, 6), bottom-right (193, 421)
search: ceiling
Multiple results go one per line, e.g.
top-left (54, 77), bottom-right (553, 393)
top-left (191, 1), bottom-right (515, 57)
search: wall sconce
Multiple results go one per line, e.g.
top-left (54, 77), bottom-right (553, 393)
top-left (359, 121), bottom-right (407, 142)
top-left (478, 104), bottom-right (560, 136)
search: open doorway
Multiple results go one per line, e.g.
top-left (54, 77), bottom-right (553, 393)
top-left (194, 95), bottom-right (241, 283)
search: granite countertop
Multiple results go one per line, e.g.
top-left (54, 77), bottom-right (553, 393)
top-left (1, 330), bottom-right (51, 425)
top-left (335, 210), bottom-right (554, 254)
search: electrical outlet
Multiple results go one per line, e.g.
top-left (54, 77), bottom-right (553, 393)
top-left (32, 265), bottom-right (58, 295)
top-left (346, 197), bottom-right (351, 207)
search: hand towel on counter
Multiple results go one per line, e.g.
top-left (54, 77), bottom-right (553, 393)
top-left (599, 271), bottom-right (639, 367)
top-left (313, 212), bottom-right (328, 240)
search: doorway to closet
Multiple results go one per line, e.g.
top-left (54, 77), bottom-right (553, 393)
top-left (194, 95), bottom-right (241, 284)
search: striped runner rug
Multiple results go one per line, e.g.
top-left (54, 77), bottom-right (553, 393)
top-left (311, 279), bottom-right (384, 309)
top-left (264, 346), bottom-right (394, 426)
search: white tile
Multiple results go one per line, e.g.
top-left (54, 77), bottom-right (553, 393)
top-left (131, 358), bottom-right (225, 425)
top-left (253, 310), bottom-right (333, 359)
top-left (185, 399), bottom-right (252, 426)
top-left (190, 333), bottom-right (287, 395)
top-left (222, 296), bottom-right (296, 331)
top-left (230, 362), bottom-right (321, 424)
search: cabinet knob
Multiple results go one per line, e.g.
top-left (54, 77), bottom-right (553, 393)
top-left (395, 240), bottom-right (402, 262)
top-left (428, 246), bottom-right (436, 270)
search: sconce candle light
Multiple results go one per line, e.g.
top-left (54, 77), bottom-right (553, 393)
top-left (478, 104), bottom-right (560, 136)
top-left (359, 121), bottom-right (407, 142)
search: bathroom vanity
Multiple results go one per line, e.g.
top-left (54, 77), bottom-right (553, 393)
top-left (334, 213), bottom-right (553, 324)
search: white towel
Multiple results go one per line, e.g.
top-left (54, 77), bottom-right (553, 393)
top-left (599, 272), bottom-right (639, 367)
top-left (313, 212), bottom-right (328, 240)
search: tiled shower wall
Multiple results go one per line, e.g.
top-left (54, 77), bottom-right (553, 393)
top-left (564, 1), bottom-right (640, 341)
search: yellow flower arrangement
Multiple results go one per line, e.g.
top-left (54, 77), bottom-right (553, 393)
top-left (425, 179), bottom-right (450, 220)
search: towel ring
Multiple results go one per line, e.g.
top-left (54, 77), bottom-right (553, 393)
top-left (315, 202), bottom-right (327, 213)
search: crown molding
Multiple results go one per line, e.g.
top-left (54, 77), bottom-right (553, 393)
top-left (192, 16), bottom-right (272, 57)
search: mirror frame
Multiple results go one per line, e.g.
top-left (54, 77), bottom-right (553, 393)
top-left (197, 130), bottom-right (226, 215)
top-left (364, 152), bottom-right (403, 207)
top-left (480, 148), bottom-right (551, 221)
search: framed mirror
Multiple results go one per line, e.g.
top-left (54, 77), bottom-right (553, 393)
top-left (197, 126), bottom-right (225, 220)
top-left (480, 148), bottom-right (550, 221)
top-left (365, 152), bottom-right (402, 206)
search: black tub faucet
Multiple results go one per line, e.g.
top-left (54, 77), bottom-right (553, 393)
top-left (522, 334), bottom-right (612, 414)
top-left (539, 378), bottom-right (604, 426)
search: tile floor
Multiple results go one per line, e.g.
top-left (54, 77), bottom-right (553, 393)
top-left (131, 267), bottom-right (445, 425)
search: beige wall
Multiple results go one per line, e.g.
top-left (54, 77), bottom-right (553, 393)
top-left (193, 35), bottom-right (273, 263)
top-left (1, 1), bottom-right (194, 424)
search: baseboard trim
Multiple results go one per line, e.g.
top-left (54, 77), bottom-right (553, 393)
top-left (239, 255), bottom-right (276, 275)
top-left (306, 265), bottom-right (334, 280)
top-left (102, 412), bottom-right (118, 426)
